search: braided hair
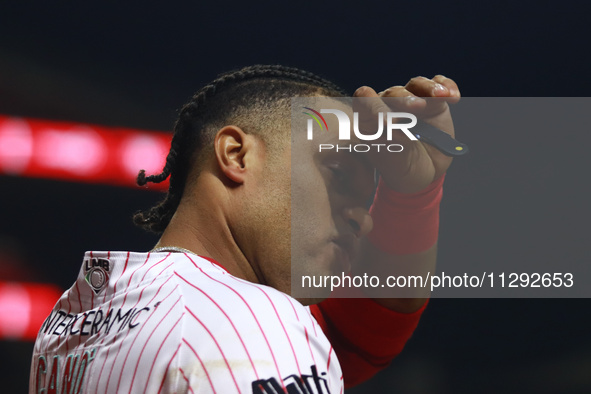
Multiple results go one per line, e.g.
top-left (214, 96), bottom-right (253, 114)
top-left (133, 64), bottom-right (347, 233)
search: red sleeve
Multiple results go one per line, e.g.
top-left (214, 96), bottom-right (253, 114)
top-left (310, 291), bottom-right (428, 388)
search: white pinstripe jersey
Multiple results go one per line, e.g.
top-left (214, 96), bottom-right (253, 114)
top-left (30, 251), bottom-right (343, 394)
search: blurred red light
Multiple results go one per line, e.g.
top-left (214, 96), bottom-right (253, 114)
top-left (0, 115), bottom-right (171, 190)
top-left (0, 282), bottom-right (63, 341)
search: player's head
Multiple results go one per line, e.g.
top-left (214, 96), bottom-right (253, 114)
top-left (134, 64), bottom-right (344, 231)
top-left (133, 65), bottom-right (373, 301)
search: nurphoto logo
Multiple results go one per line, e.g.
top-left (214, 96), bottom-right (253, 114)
top-left (303, 107), bottom-right (418, 153)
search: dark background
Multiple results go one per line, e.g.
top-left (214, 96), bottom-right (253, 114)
top-left (1, 1), bottom-right (590, 393)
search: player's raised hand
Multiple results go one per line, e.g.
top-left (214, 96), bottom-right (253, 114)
top-left (353, 75), bottom-right (461, 193)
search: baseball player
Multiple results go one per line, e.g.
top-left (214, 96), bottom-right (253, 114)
top-left (30, 65), bottom-right (459, 393)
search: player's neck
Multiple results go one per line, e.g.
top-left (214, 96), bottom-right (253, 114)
top-left (154, 199), bottom-right (260, 285)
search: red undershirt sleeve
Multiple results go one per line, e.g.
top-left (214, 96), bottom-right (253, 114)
top-left (310, 292), bottom-right (428, 388)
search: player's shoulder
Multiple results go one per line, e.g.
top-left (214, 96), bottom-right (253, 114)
top-left (175, 255), bottom-right (305, 318)
top-left (155, 253), bottom-right (338, 393)
top-left (173, 253), bottom-right (312, 328)
top-left (79, 250), bottom-right (311, 327)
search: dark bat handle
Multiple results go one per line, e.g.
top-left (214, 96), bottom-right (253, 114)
top-left (412, 122), bottom-right (469, 157)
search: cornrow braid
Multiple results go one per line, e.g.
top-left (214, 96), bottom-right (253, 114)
top-left (136, 140), bottom-right (179, 186)
top-left (133, 64), bottom-right (346, 233)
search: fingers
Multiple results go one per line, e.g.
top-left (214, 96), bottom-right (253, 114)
top-left (432, 75), bottom-right (461, 98)
top-left (404, 76), bottom-right (448, 98)
top-left (353, 74), bottom-right (460, 127)
top-left (353, 85), bottom-right (379, 98)
top-left (355, 85), bottom-right (425, 111)
top-left (376, 75), bottom-right (460, 118)
top-left (353, 86), bottom-right (392, 115)
top-left (405, 75), bottom-right (459, 99)
top-left (357, 75), bottom-right (460, 100)
top-left (378, 85), bottom-right (427, 110)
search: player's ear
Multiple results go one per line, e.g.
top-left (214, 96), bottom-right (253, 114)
top-left (214, 125), bottom-right (261, 184)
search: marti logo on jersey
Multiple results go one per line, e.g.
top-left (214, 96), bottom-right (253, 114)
top-left (303, 107), bottom-right (418, 153)
top-left (84, 257), bottom-right (110, 294)
top-left (252, 365), bottom-right (330, 394)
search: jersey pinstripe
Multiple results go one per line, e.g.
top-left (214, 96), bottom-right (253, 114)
top-left (30, 251), bottom-right (342, 393)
